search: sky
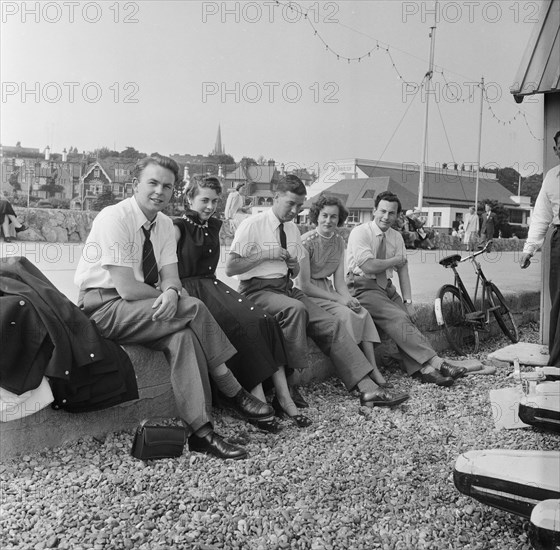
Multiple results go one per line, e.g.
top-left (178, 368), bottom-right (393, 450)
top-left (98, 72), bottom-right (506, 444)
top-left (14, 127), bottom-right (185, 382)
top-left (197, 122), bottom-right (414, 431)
top-left (0, 0), bottom-right (548, 176)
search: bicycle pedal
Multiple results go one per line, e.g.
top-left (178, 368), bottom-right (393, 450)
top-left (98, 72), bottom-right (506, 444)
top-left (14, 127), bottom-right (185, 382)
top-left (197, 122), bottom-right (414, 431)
top-left (465, 311), bottom-right (485, 321)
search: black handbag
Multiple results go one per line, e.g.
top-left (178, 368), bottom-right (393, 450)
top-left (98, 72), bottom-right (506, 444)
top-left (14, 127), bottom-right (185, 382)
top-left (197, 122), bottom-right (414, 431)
top-left (131, 418), bottom-right (187, 460)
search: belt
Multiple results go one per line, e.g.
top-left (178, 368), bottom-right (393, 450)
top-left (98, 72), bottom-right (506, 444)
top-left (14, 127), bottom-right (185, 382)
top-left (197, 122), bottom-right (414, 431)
top-left (350, 273), bottom-right (392, 287)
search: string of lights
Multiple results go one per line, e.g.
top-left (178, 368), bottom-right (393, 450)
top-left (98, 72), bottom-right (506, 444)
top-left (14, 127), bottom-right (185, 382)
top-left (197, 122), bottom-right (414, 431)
top-left (483, 91), bottom-right (543, 141)
top-left (275, 0), bottom-right (543, 142)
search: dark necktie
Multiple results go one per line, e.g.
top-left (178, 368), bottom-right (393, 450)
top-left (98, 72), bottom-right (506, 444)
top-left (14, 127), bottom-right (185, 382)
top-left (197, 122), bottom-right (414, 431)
top-left (141, 225), bottom-right (158, 287)
top-left (376, 233), bottom-right (388, 289)
top-left (279, 223), bottom-right (292, 278)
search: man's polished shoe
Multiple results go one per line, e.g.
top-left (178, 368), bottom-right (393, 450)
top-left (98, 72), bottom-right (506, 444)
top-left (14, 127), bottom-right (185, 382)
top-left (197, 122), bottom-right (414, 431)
top-left (440, 362), bottom-right (467, 379)
top-left (420, 370), bottom-right (454, 387)
top-left (188, 431), bottom-right (247, 460)
top-left (360, 390), bottom-right (410, 408)
top-left (289, 386), bottom-right (309, 408)
top-left (227, 388), bottom-right (274, 421)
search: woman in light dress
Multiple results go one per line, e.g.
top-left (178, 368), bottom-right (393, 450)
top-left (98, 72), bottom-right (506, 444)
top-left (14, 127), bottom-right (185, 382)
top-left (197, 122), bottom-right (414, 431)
top-left (296, 195), bottom-right (391, 388)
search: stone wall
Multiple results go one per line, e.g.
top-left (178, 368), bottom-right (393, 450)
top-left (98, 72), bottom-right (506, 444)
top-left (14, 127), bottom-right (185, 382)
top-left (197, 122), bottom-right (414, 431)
top-left (14, 207), bottom-right (97, 243)
top-left (12, 209), bottom-right (528, 253)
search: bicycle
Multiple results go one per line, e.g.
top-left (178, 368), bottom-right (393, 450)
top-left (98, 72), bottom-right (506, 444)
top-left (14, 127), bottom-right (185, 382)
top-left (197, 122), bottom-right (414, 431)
top-left (434, 240), bottom-right (519, 355)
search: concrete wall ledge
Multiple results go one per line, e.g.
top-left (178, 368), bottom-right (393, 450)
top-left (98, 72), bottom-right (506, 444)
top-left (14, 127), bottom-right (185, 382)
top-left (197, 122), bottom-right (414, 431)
top-left (0, 289), bottom-right (540, 460)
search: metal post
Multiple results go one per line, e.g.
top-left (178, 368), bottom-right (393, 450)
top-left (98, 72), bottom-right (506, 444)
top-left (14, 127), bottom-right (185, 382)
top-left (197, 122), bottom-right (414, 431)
top-left (418, 1), bottom-right (438, 210)
top-left (474, 77), bottom-right (484, 210)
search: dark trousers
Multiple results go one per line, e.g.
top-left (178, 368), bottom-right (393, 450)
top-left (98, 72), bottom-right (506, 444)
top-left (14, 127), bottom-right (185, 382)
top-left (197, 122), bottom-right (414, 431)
top-left (549, 229), bottom-right (560, 366)
top-left (237, 277), bottom-right (372, 390)
top-left (347, 276), bottom-right (436, 375)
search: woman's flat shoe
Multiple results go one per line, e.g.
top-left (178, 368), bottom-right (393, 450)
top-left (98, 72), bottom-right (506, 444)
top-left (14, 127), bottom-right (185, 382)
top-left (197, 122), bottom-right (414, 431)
top-left (249, 417), bottom-right (282, 434)
top-left (15, 224), bottom-right (28, 233)
top-left (272, 397), bottom-right (312, 428)
top-left (289, 386), bottom-right (309, 408)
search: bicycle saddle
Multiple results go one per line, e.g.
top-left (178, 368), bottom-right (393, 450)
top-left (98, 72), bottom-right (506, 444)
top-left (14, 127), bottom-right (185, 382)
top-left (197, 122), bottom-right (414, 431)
top-left (439, 254), bottom-right (462, 267)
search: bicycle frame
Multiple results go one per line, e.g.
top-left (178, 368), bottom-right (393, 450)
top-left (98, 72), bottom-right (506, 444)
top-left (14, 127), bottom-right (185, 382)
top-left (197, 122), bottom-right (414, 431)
top-left (446, 242), bottom-right (498, 331)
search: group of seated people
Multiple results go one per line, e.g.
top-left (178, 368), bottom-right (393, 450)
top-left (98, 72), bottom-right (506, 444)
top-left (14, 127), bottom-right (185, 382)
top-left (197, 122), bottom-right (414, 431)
top-left (394, 208), bottom-right (437, 250)
top-left (75, 154), bottom-right (467, 461)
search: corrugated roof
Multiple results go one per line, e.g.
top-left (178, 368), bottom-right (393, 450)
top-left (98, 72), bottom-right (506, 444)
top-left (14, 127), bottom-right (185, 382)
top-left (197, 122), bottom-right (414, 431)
top-left (356, 164), bottom-right (518, 206)
top-left (511, 0), bottom-right (560, 101)
top-left (304, 177), bottom-right (418, 210)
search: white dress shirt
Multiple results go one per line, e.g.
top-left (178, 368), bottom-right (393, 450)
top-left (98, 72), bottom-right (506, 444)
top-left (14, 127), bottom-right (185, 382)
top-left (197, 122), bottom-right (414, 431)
top-left (524, 163), bottom-right (560, 255)
top-left (74, 196), bottom-right (177, 289)
top-left (347, 221), bottom-right (406, 280)
top-left (229, 208), bottom-right (305, 280)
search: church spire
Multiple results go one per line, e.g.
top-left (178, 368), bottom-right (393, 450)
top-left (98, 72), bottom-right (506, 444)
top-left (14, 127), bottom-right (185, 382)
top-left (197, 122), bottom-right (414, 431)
top-left (212, 124), bottom-right (225, 156)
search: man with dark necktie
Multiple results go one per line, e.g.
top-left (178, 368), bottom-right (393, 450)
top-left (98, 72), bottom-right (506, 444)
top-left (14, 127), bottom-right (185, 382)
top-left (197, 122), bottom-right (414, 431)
top-left (226, 175), bottom-right (410, 412)
top-left (346, 191), bottom-right (466, 387)
top-left (74, 154), bottom-right (274, 460)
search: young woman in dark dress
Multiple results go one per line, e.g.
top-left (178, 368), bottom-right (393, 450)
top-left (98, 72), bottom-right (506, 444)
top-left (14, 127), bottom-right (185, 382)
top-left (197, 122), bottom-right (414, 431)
top-left (174, 177), bottom-right (311, 430)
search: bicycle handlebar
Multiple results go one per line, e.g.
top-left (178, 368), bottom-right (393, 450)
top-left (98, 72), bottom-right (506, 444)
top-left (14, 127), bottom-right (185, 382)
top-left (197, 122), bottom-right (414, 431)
top-left (460, 240), bottom-right (492, 263)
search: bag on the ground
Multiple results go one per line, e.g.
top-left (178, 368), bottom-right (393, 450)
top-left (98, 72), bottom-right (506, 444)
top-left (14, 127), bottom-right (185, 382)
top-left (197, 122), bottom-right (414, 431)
top-left (131, 418), bottom-right (187, 460)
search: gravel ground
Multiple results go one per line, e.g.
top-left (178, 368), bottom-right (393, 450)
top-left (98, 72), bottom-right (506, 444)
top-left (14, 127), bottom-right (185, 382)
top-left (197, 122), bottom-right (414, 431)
top-left (1, 323), bottom-right (558, 550)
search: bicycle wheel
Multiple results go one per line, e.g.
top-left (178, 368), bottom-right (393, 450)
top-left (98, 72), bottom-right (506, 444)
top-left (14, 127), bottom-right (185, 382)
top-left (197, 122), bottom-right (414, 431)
top-left (436, 285), bottom-right (479, 355)
top-left (488, 283), bottom-right (519, 343)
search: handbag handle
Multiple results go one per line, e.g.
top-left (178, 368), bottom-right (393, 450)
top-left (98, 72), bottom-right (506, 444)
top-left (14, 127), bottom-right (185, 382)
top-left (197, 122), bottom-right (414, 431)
top-left (137, 417), bottom-right (188, 430)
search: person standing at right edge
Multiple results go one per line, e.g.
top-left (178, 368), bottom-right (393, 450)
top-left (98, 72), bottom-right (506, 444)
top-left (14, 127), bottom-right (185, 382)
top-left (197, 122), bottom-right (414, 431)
top-left (521, 130), bottom-right (560, 367)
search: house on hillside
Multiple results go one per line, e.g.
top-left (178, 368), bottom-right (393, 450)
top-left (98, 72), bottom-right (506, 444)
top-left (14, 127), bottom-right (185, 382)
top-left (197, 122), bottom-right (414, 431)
top-left (78, 158), bottom-right (135, 210)
top-left (224, 160), bottom-right (281, 213)
top-left (307, 159), bottom-right (531, 231)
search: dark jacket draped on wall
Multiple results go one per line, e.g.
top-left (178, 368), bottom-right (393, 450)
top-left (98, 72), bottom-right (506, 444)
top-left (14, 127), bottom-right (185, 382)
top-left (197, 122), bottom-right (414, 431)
top-left (0, 256), bottom-right (138, 412)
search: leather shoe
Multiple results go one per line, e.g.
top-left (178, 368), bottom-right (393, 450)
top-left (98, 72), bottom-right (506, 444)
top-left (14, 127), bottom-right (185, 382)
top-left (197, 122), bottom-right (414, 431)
top-left (188, 431), bottom-right (247, 460)
top-left (360, 390), bottom-right (410, 408)
top-left (289, 386), bottom-right (309, 408)
top-left (15, 224), bottom-right (28, 233)
top-left (249, 417), bottom-right (283, 434)
top-left (226, 388), bottom-right (274, 421)
top-left (420, 370), bottom-right (454, 387)
top-left (378, 381), bottom-right (395, 389)
top-left (440, 362), bottom-right (467, 379)
top-left (272, 397), bottom-right (312, 428)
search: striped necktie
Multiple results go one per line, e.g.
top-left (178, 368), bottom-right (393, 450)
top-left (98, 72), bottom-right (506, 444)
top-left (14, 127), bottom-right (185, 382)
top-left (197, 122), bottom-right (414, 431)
top-left (376, 233), bottom-right (388, 289)
top-left (279, 222), bottom-right (292, 278)
top-left (141, 225), bottom-right (158, 287)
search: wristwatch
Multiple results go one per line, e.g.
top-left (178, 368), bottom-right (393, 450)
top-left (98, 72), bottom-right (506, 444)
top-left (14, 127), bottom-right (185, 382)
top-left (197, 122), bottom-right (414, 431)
top-left (404, 299), bottom-right (412, 304)
top-left (164, 286), bottom-right (182, 298)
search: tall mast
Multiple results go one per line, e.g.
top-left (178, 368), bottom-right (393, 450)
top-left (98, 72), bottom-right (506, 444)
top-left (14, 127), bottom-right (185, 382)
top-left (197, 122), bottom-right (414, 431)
top-left (418, 0), bottom-right (438, 210)
top-left (474, 77), bottom-right (484, 210)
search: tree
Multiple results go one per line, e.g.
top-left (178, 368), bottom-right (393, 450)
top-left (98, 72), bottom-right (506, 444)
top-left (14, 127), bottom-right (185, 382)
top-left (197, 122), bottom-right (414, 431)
top-left (208, 153), bottom-right (235, 166)
top-left (240, 157), bottom-right (258, 167)
top-left (92, 190), bottom-right (118, 211)
top-left (96, 146), bottom-right (120, 159)
top-left (522, 173), bottom-right (543, 202)
top-left (8, 169), bottom-right (21, 192)
top-left (40, 180), bottom-right (64, 197)
top-left (495, 167), bottom-right (521, 195)
top-left (120, 146), bottom-right (145, 159)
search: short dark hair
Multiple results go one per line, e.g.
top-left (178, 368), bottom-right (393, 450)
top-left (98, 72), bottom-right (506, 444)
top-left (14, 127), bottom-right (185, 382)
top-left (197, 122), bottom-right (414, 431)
top-left (276, 174), bottom-right (306, 196)
top-left (374, 191), bottom-right (402, 213)
top-left (235, 182), bottom-right (246, 191)
top-left (309, 195), bottom-right (348, 226)
top-left (554, 130), bottom-right (560, 147)
top-left (185, 176), bottom-right (222, 202)
top-left (133, 154), bottom-right (180, 185)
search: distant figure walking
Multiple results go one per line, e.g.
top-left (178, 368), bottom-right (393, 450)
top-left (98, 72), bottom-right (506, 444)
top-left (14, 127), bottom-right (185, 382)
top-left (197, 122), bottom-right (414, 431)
top-left (224, 182), bottom-right (250, 231)
top-left (463, 206), bottom-right (479, 251)
top-left (480, 202), bottom-right (498, 245)
top-left (0, 197), bottom-right (27, 242)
